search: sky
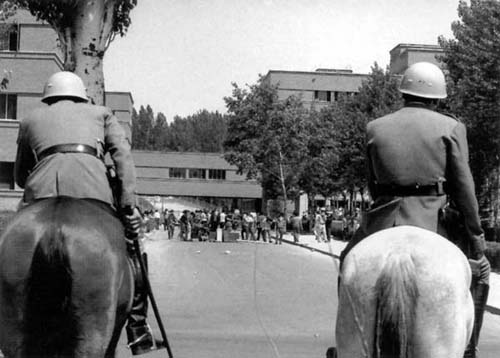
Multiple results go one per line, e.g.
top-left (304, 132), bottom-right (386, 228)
top-left (104, 0), bottom-right (461, 121)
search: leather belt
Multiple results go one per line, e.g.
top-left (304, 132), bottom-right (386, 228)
top-left (375, 182), bottom-right (447, 197)
top-left (37, 143), bottom-right (101, 162)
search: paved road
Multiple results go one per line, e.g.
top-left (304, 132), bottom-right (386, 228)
top-left (116, 234), bottom-right (339, 358)
top-left (116, 232), bottom-right (500, 358)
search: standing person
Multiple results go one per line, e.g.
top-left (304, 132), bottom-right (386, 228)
top-left (179, 210), bottom-right (190, 241)
top-left (241, 212), bottom-right (249, 240)
top-left (153, 209), bottom-right (161, 230)
top-left (165, 209), bottom-right (178, 240)
top-left (325, 209), bottom-right (333, 242)
top-left (218, 209), bottom-right (226, 229)
top-left (14, 71), bottom-right (161, 354)
top-left (301, 211), bottom-right (310, 234)
top-left (276, 213), bottom-right (286, 245)
top-left (314, 208), bottom-right (327, 243)
top-left (340, 62), bottom-right (489, 358)
top-left (256, 212), bottom-right (267, 241)
top-left (261, 214), bottom-right (271, 243)
top-left (247, 212), bottom-right (256, 241)
top-left (290, 211), bottom-right (303, 244)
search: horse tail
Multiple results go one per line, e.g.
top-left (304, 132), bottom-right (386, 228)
top-left (374, 252), bottom-right (419, 358)
top-left (23, 217), bottom-right (77, 357)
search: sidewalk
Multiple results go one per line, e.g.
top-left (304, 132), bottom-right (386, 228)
top-left (280, 232), bottom-right (500, 314)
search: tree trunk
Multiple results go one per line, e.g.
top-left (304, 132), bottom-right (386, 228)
top-left (65, 0), bottom-right (116, 105)
top-left (279, 151), bottom-right (287, 215)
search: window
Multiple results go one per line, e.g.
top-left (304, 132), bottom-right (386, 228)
top-left (0, 94), bottom-right (17, 119)
top-left (189, 168), bottom-right (206, 179)
top-left (0, 24), bottom-right (18, 51)
top-left (169, 168), bottom-right (186, 178)
top-left (314, 90), bottom-right (331, 102)
top-left (0, 162), bottom-right (14, 189)
top-left (208, 169), bottom-right (226, 180)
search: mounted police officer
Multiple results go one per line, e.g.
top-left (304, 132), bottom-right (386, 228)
top-left (340, 62), bottom-right (490, 358)
top-left (14, 71), bottom-right (161, 355)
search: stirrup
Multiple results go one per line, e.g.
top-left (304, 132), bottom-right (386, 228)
top-left (127, 323), bottom-right (164, 355)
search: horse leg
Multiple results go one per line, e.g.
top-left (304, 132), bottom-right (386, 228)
top-left (336, 279), bottom-right (375, 357)
top-left (105, 259), bottom-right (134, 358)
top-left (70, 249), bottom-right (123, 357)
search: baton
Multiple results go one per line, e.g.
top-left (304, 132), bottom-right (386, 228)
top-left (126, 208), bottom-right (174, 358)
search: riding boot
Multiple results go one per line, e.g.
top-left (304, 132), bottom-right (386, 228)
top-left (126, 251), bottom-right (163, 355)
top-left (463, 282), bottom-right (489, 358)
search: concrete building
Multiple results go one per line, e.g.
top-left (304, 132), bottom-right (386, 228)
top-left (0, 10), bottom-right (262, 211)
top-left (263, 69), bottom-right (368, 111)
top-left (263, 43), bottom-right (444, 113)
top-left (389, 43), bottom-right (444, 74)
top-left (134, 151), bottom-right (262, 211)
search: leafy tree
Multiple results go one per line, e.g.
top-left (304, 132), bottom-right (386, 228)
top-left (131, 105), bottom-right (154, 150)
top-left (439, 0), bottom-right (500, 223)
top-left (0, 1), bottom-right (16, 21)
top-left (298, 110), bottom-right (340, 203)
top-left (166, 115), bottom-right (196, 151)
top-left (150, 112), bottom-right (168, 150)
top-left (0, 1), bottom-right (17, 90)
top-left (311, 63), bottom-right (402, 210)
top-left (224, 76), bottom-right (310, 209)
top-left (131, 106), bottom-right (228, 153)
top-left (8, 0), bottom-right (137, 104)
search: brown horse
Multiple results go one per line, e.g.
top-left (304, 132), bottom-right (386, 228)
top-left (0, 197), bottom-right (133, 357)
top-left (336, 225), bottom-right (474, 358)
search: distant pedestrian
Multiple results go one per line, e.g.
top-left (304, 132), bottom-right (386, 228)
top-left (301, 211), bottom-right (310, 233)
top-left (256, 212), bottom-right (267, 241)
top-left (290, 211), bottom-right (303, 243)
top-left (153, 209), bottom-right (161, 230)
top-left (261, 215), bottom-right (271, 242)
top-left (246, 212), bottom-right (256, 240)
top-left (314, 208), bottom-right (327, 243)
top-left (276, 213), bottom-right (286, 245)
top-left (325, 209), bottom-right (333, 241)
top-left (219, 210), bottom-right (226, 229)
top-left (179, 210), bottom-right (191, 241)
top-left (165, 209), bottom-right (178, 240)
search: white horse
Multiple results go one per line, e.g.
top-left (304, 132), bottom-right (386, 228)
top-left (336, 225), bottom-right (474, 358)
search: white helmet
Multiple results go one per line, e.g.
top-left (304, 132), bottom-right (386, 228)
top-left (42, 71), bottom-right (88, 103)
top-left (399, 62), bottom-right (447, 99)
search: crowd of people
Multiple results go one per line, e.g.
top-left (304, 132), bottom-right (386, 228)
top-left (141, 206), bottom-right (361, 244)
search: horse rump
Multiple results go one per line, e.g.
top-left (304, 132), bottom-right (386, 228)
top-left (374, 252), bottom-right (418, 358)
top-left (23, 216), bottom-right (77, 357)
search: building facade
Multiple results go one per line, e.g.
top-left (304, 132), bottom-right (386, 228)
top-left (134, 151), bottom-right (262, 212)
top-left (263, 68), bottom-right (368, 111)
top-left (389, 43), bottom-right (444, 74)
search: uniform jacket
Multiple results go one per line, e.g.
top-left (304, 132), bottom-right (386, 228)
top-left (362, 102), bottom-right (484, 258)
top-left (15, 100), bottom-right (136, 208)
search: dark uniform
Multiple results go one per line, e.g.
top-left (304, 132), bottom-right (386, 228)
top-left (341, 102), bottom-right (485, 261)
top-left (15, 100), bottom-right (136, 208)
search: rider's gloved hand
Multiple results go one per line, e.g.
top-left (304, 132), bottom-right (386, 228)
top-left (469, 255), bottom-right (490, 283)
top-left (123, 206), bottom-right (143, 239)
